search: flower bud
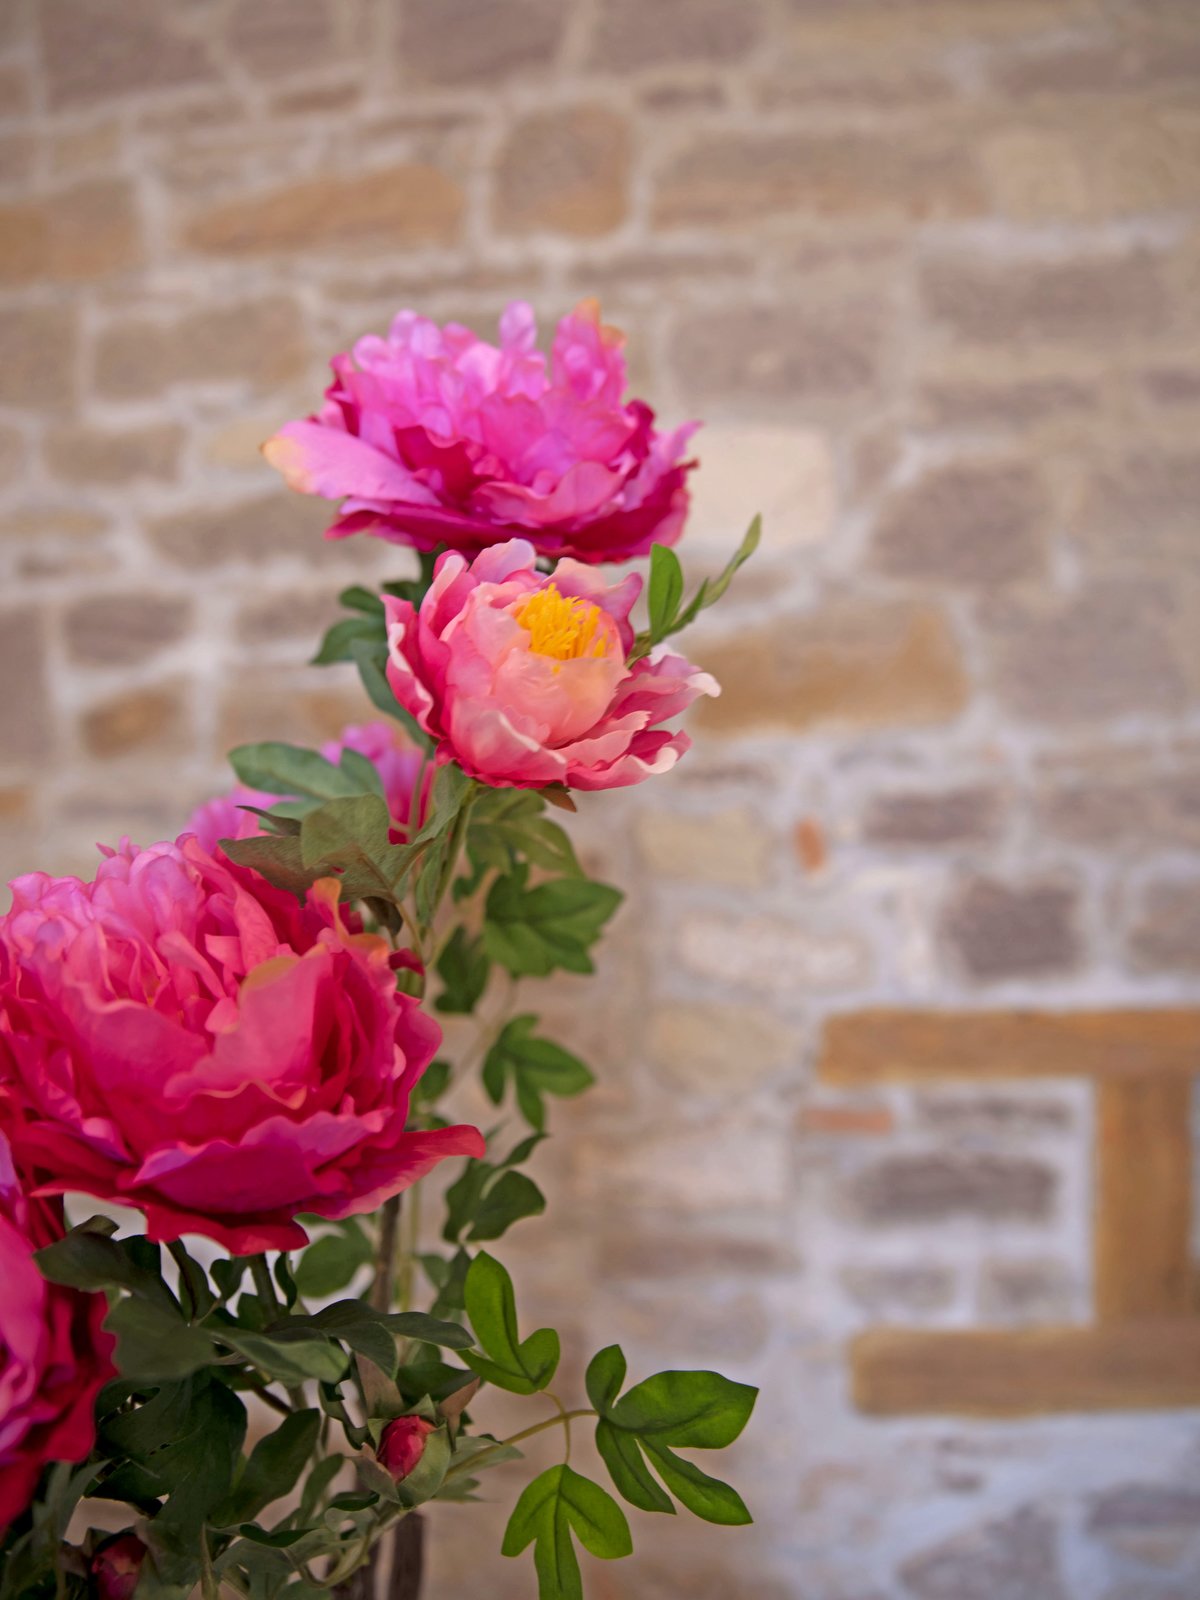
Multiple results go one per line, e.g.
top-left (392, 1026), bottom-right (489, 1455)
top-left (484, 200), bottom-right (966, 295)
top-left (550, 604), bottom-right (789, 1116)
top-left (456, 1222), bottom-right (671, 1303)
top-left (90, 1532), bottom-right (147, 1600)
top-left (377, 1415), bottom-right (436, 1483)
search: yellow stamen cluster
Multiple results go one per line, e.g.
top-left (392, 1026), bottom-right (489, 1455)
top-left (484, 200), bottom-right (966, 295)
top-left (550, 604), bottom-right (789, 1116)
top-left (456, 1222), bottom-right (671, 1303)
top-left (514, 583), bottom-right (608, 661)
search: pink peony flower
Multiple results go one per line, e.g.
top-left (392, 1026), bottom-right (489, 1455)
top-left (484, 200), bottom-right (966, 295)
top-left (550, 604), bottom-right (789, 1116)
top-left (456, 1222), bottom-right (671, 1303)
top-left (0, 838), bottom-right (483, 1255)
top-left (89, 1533), bottom-right (147, 1600)
top-left (377, 1415), bottom-right (436, 1483)
top-left (385, 539), bottom-right (718, 791)
top-left (188, 721), bottom-right (432, 854)
top-left (263, 299), bottom-right (699, 565)
top-left (0, 1132), bottom-right (112, 1533)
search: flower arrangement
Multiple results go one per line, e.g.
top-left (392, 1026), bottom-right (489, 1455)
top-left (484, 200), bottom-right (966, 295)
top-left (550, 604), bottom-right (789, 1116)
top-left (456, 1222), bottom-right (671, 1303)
top-left (0, 301), bottom-right (760, 1600)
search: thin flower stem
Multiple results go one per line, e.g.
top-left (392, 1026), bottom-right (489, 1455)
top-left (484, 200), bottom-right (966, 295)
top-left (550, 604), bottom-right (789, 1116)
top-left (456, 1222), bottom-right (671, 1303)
top-left (199, 1530), bottom-right (219, 1600)
top-left (444, 1408), bottom-right (596, 1481)
top-left (398, 1177), bottom-right (422, 1314)
top-left (249, 1254), bottom-right (306, 1410)
top-left (547, 1391), bottom-right (572, 1463)
top-left (371, 1193), bottom-right (402, 1312)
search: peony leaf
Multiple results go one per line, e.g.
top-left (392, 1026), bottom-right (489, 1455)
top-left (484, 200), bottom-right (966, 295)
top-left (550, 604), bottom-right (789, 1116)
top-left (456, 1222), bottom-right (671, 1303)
top-left (211, 1408), bottom-right (321, 1528)
top-left (435, 926), bottom-right (490, 1015)
top-left (229, 741), bottom-right (364, 800)
top-left (482, 1015), bottom-right (595, 1131)
top-left (461, 1252), bottom-right (559, 1396)
top-left (586, 1345), bottom-right (757, 1525)
top-left (501, 1464), bottom-right (632, 1600)
top-left (647, 543), bottom-right (685, 641)
top-left (484, 868), bottom-right (622, 980)
top-left (104, 1299), bottom-right (214, 1382)
top-left (293, 1222), bottom-right (373, 1299)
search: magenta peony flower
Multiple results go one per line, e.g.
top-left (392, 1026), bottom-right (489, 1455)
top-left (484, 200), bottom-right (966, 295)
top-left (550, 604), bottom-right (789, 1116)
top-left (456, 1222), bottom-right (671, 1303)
top-left (188, 721), bottom-right (432, 854)
top-left (0, 838), bottom-right (483, 1255)
top-left (0, 1132), bottom-right (112, 1533)
top-left (385, 539), bottom-right (718, 791)
top-left (89, 1533), bottom-right (147, 1600)
top-left (376, 1414), bottom-right (436, 1483)
top-left (263, 299), bottom-right (699, 565)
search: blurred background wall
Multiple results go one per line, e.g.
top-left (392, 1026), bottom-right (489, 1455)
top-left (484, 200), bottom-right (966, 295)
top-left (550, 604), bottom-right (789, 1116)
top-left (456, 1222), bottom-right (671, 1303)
top-left (2, 0), bottom-right (1200, 1595)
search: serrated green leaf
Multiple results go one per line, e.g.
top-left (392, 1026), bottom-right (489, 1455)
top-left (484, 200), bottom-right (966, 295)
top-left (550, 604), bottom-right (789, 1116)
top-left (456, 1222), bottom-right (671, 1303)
top-left (298, 792), bottom-right (408, 899)
top-left (461, 1252), bottom-right (559, 1395)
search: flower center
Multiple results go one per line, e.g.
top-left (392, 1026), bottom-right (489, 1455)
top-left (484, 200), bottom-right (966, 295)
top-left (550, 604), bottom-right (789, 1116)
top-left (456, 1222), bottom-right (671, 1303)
top-left (514, 583), bottom-right (608, 661)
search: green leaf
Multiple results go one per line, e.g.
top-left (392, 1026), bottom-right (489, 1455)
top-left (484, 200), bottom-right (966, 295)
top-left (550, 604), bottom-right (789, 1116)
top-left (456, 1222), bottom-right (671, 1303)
top-left (412, 1057), bottom-right (451, 1108)
top-left (338, 585), bottom-right (385, 616)
top-left (587, 1347), bottom-right (757, 1526)
top-left (218, 832), bottom-right (322, 900)
top-left (299, 792), bottom-right (409, 899)
top-left (338, 745), bottom-right (385, 797)
top-left (461, 1251), bottom-right (559, 1395)
top-left (218, 1326), bottom-right (350, 1386)
top-left (213, 1409), bottom-right (321, 1527)
top-left (435, 926), bottom-right (491, 1015)
top-left (647, 543), bottom-right (684, 641)
top-left (596, 1420), bottom-right (674, 1515)
top-left (467, 1170), bottom-right (545, 1242)
top-left (293, 1222), bottom-right (373, 1299)
top-left (35, 1227), bottom-right (178, 1311)
top-left (350, 637), bottom-right (428, 749)
top-left (691, 512), bottom-right (761, 613)
top-left (482, 1015), bottom-right (595, 1131)
top-left (105, 1299), bottom-right (214, 1381)
top-left (229, 742), bottom-right (364, 800)
top-left (584, 1345), bottom-right (627, 1414)
top-left (140, 1379), bottom-right (247, 1583)
top-left (501, 1464), bottom-right (632, 1600)
top-left (484, 867), bottom-right (622, 979)
top-left (609, 1369), bottom-right (757, 1449)
top-left (169, 1239), bottom-right (217, 1320)
top-left (639, 1441), bottom-right (751, 1525)
top-left (628, 515), bottom-right (762, 662)
top-left (312, 614), bottom-right (381, 666)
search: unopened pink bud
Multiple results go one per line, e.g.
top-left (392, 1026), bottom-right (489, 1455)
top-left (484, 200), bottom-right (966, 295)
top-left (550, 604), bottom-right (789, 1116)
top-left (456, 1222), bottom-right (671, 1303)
top-left (90, 1532), bottom-right (147, 1600)
top-left (377, 1415), bottom-right (436, 1483)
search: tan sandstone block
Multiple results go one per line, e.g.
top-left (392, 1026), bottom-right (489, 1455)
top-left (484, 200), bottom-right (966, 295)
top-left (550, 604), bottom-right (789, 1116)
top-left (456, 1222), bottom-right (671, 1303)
top-left (688, 425), bottom-right (835, 552)
top-left (635, 807), bottom-right (769, 887)
top-left (696, 601), bottom-right (968, 735)
top-left (184, 167), bottom-right (465, 256)
top-left (648, 1002), bottom-right (797, 1094)
top-left (494, 107), bottom-right (631, 238)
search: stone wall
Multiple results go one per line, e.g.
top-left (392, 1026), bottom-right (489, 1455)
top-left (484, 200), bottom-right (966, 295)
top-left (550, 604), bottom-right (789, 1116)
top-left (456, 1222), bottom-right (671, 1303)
top-left (2, 1), bottom-right (1200, 1596)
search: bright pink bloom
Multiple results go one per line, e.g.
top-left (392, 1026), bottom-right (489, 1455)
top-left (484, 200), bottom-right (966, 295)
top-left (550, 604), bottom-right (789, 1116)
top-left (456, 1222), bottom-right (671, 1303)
top-left (0, 1133), bottom-right (112, 1533)
top-left (377, 1415), bottom-right (436, 1483)
top-left (385, 540), bottom-right (718, 791)
top-left (263, 300), bottom-right (699, 565)
top-left (89, 1533), bottom-right (147, 1600)
top-left (0, 838), bottom-right (483, 1255)
top-left (188, 721), bottom-right (432, 854)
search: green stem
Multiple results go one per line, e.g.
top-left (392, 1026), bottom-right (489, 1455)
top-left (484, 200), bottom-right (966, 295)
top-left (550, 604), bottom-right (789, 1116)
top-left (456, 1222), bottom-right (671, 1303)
top-left (398, 1178), bottom-right (422, 1314)
top-left (249, 1254), bottom-right (306, 1409)
top-left (199, 1530), bottom-right (219, 1600)
top-left (444, 1408), bottom-right (596, 1481)
top-left (547, 1391), bottom-right (572, 1463)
